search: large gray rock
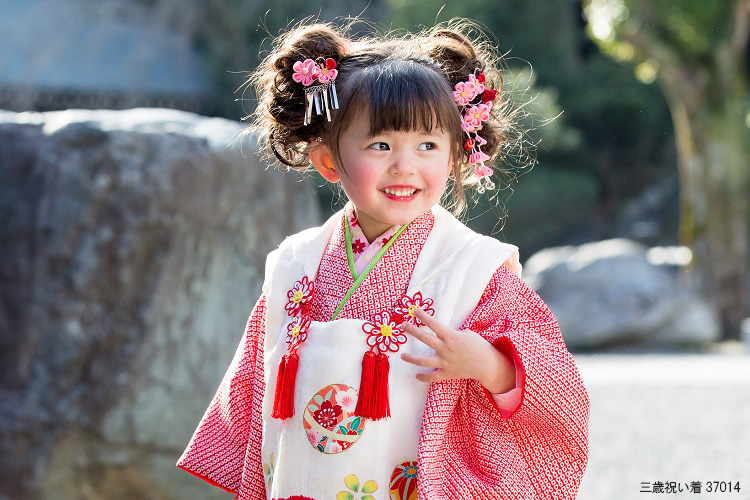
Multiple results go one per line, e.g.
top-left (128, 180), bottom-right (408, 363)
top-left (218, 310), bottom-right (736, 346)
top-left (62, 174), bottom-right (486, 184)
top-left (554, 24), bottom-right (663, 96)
top-left (523, 239), bottom-right (720, 349)
top-left (0, 108), bottom-right (321, 499)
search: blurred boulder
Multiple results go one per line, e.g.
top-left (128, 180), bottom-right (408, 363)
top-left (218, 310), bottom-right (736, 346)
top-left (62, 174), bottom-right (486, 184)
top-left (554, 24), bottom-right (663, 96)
top-left (523, 239), bottom-right (720, 350)
top-left (0, 108), bottom-right (320, 499)
top-left (0, 0), bottom-right (216, 112)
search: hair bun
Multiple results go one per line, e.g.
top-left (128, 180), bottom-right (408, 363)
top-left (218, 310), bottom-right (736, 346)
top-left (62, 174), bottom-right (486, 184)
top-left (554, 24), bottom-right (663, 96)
top-left (249, 23), bottom-right (350, 167)
top-left (419, 27), bottom-right (484, 86)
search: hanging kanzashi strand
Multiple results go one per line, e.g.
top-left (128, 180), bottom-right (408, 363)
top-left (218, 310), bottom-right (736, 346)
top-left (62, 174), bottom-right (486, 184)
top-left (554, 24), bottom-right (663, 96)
top-left (453, 71), bottom-right (499, 193)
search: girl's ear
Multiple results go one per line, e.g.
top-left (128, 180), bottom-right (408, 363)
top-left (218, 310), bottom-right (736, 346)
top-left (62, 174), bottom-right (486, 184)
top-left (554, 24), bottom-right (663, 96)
top-left (309, 142), bottom-right (340, 183)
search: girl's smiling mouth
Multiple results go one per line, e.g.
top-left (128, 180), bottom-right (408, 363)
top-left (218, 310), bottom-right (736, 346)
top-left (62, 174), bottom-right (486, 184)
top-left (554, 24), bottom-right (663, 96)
top-left (380, 186), bottom-right (421, 200)
top-left (380, 185), bottom-right (420, 199)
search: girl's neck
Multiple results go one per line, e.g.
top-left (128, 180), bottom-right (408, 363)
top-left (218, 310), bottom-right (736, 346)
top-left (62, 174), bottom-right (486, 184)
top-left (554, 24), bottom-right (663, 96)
top-left (353, 207), bottom-right (394, 243)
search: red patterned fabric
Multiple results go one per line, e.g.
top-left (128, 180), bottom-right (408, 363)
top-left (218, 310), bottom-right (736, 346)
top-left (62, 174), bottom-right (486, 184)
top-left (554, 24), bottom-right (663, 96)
top-left (177, 208), bottom-right (590, 499)
top-left (178, 294), bottom-right (268, 497)
top-left (418, 265), bottom-right (590, 499)
top-left (309, 207), bottom-right (435, 322)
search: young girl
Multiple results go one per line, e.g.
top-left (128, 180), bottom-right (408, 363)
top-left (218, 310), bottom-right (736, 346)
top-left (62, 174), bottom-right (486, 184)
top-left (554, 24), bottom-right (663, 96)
top-left (178, 19), bottom-right (589, 500)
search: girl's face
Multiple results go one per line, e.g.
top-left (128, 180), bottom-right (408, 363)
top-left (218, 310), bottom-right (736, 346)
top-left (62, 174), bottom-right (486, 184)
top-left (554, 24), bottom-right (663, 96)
top-left (334, 111), bottom-right (453, 242)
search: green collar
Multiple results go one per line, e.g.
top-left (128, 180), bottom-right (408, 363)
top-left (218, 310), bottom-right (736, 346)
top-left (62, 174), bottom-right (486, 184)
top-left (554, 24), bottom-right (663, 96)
top-left (332, 217), bottom-right (411, 321)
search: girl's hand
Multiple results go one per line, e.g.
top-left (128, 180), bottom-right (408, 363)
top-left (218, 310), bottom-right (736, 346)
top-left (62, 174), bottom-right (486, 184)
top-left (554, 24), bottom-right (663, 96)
top-left (399, 308), bottom-right (516, 394)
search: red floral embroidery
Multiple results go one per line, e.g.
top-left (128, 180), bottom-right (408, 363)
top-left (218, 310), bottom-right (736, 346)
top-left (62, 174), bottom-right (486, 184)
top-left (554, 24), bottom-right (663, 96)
top-left (393, 291), bottom-right (435, 326)
top-left (380, 236), bottom-right (391, 246)
top-left (362, 311), bottom-right (408, 353)
top-left (349, 214), bottom-right (359, 227)
top-left (285, 276), bottom-right (314, 317)
top-left (313, 400), bottom-right (343, 428)
top-left (285, 315), bottom-right (311, 349)
top-left (352, 238), bottom-right (366, 254)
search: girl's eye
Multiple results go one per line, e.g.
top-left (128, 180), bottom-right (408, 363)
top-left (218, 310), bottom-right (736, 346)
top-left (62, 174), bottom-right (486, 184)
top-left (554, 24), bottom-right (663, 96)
top-left (418, 142), bottom-right (437, 151)
top-left (368, 142), bottom-right (389, 151)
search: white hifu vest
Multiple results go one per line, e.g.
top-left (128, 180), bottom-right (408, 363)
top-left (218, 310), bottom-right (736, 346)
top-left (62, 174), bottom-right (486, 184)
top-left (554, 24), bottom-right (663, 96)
top-left (259, 204), bottom-right (517, 499)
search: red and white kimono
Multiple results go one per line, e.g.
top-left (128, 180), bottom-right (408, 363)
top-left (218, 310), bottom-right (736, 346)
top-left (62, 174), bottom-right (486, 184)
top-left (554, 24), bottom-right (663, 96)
top-left (177, 202), bottom-right (590, 499)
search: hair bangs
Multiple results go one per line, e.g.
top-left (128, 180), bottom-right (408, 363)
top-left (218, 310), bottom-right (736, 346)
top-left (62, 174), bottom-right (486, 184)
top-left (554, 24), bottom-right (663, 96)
top-left (348, 60), bottom-right (461, 138)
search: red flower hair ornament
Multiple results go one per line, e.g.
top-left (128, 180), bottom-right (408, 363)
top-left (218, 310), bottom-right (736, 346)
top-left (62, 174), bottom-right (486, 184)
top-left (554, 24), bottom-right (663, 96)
top-left (292, 57), bottom-right (340, 125)
top-left (453, 70), bottom-right (500, 193)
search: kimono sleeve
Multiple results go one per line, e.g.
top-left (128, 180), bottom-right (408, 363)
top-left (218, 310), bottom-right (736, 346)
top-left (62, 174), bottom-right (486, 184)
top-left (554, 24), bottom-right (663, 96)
top-left (176, 294), bottom-right (267, 498)
top-left (420, 265), bottom-right (589, 499)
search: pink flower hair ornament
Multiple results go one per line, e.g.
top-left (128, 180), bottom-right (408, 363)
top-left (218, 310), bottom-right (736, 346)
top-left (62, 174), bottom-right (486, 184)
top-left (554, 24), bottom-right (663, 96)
top-left (292, 57), bottom-right (340, 125)
top-left (453, 71), bottom-right (499, 193)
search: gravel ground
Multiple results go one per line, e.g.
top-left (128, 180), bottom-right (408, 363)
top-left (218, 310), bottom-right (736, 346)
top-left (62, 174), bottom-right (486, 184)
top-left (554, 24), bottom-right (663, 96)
top-left (574, 351), bottom-right (750, 500)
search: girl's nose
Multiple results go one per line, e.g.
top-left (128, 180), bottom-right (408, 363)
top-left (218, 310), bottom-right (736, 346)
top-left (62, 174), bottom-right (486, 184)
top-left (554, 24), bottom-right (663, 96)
top-left (389, 150), bottom-right (417, 175)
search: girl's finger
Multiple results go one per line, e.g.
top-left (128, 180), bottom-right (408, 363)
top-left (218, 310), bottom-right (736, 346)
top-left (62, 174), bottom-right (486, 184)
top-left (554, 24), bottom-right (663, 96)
top-left (399, 322), bottom-right (442, 350)
top-left (400, 352), bottom-right (442, 369)
top-left (413, 307), bottom-right (450, 340)
top-left (415, 369), bottom-right (443, 384)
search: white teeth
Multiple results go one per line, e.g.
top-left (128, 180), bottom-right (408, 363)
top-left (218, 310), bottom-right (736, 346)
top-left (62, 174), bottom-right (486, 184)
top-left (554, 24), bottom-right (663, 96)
top-left (383, 188), bottom-right (417, 196)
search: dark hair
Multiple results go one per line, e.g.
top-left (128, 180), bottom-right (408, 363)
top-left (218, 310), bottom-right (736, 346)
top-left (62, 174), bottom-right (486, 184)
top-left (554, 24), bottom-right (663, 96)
top-left (245, 18), bottom-right (520, 217)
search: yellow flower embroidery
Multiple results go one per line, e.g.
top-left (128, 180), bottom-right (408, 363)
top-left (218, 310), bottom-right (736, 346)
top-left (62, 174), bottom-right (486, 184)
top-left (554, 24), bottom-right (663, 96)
top-left (336, 474), bottom-right (378, 500)
top-left (262, 452), bottom-right (275, 488)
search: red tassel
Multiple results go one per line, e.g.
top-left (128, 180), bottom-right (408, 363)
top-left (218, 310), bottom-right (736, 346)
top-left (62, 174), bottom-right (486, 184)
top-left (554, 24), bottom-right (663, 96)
top-left (355, 350), bottom-right (376, 417)
top-left (282, 352), bottom-right (299, 417)
top-left (271, 354), bottom-right (288, 418)
top-left (372, 352), bottom-right (391, 419)
top-left (272, 352), bottom-right (299, 419)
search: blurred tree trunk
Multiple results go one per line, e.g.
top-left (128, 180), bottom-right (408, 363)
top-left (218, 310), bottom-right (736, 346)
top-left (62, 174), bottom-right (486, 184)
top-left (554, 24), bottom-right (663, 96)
top-left (663, 70), bottom-right (748, 340)
top-left (588, 0), bottom-right (750, 339)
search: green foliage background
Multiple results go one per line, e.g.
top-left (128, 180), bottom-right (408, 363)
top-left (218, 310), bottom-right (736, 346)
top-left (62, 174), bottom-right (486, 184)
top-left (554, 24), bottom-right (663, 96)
top-left (151, 0), bottom-right (681, 255)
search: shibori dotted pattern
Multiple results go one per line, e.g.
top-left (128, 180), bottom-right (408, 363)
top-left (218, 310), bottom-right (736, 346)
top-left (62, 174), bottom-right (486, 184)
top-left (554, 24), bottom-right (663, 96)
top-left (389, 461), bottom-right (418, 500)
top-left (308, 209), bottom-right (435, 323)
top-left (307, 220), bottom-right (354, 322)
top-left (176, 295), bottom-right (269, 498)
top-left (302, 384), bottom-right (366, 454)
top-left (416, 264), bottom-right (590, 498)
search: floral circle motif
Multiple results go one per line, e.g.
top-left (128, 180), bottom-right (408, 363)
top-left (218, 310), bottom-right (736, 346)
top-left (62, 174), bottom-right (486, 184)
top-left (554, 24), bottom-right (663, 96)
top-left (389, 461), bottom-right (418, 500)
top-left (393, 292), bottom-right (435, 327)
top-left (362, 311), bottom-right (407, 353)
top-left (303, 384), bottom-right (365, 454)
top-left (285, 276), bottom-right (314, 317)
top-left (285, 315), bottom-right (311, 348)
